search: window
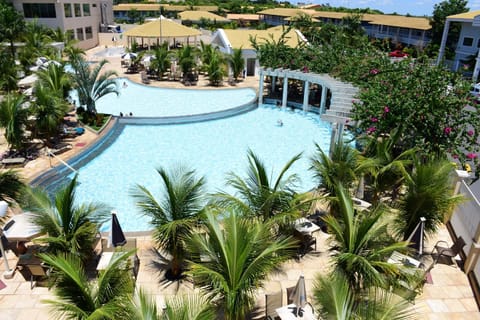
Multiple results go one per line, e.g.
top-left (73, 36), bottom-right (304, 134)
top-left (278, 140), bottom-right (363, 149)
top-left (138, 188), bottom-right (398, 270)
top-left (64, 3), bottom-right (72, 18)
top-left (85, 26), bottom-right (93, 39)
top-left (23, 3), bottom-right (56, 18)
top-left (477, 39), bottom-right (480, 48)
top-left (463, 37), bottom-right (473, 46)
top-left (74, 3), bottom-right (81, 17)
top-left (76, 28), bottom-right (84, 41)
top-left (83, 4), bottom-right (90, 16)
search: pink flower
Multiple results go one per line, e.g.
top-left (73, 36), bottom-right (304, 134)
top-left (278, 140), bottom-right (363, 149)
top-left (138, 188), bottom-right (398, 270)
top-left (468, 130), bottom-right (474, 136)
top-left (370, 69), bottom-right (379, 75)
top-left (371, 117), bottom-right (378, 122)
top-left (444, 127), bottom-right (452, 135)
top-left (467, 153), bottom-right (478, 159)
top-left (452, 154), bottom-right (459, 159)
top-left (384, 106), bottom-right (390, 113)
top-left (366, 126), bottom-right (376, 134)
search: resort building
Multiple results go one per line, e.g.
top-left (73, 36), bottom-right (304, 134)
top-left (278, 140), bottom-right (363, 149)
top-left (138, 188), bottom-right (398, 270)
top-left (112, 4), bottom-right (218, 22)
top-left (225, 13), bottom-right (260, 27)
top-left (437, 10), bottom-right (480, 80)
top-left (211, 26), bottom-right (307, 77)
top-left (178, 10), bottom-right (230, 25)
top-left (257, 8), bottom-right (432, 47)
top-left (10, 0), bottom-right (113, 50)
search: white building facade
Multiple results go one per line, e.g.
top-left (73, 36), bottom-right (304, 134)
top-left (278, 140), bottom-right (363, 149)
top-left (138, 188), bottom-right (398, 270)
top-left (10, 0), bottom-right (114, 50)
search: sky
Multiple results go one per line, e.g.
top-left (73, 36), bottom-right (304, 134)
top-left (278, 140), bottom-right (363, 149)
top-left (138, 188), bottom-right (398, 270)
top-left (296, 0), bottom-right (480, 16)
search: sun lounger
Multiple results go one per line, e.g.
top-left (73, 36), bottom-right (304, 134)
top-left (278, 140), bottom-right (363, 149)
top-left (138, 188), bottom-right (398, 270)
top-left (1, 157), bottom-right (26, 167)
top-left (49, 143), bottom-right (72, 156)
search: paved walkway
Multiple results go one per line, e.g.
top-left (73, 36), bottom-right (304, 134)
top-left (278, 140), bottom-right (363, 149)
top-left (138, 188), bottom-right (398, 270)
top-left (0, 224), bottom-right (478, 319)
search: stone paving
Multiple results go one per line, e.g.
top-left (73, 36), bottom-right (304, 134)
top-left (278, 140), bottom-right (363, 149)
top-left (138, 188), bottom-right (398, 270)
top-left (0, 224), bottom-right (478, 319)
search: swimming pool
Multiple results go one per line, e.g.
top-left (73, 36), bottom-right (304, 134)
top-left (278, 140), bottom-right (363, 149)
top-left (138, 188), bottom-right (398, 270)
top-left (95, 79), bottom-right (257, 117)
top-left (65, 105), bottom-right (331, 231)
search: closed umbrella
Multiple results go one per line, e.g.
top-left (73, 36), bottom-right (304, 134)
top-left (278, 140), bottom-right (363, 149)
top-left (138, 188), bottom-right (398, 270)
top-left (289, 275), bottom-right (307, 317)
top-left (407, 217), bottom-right (426, 256)
top-left (108, 211), bottom-right (126, 248)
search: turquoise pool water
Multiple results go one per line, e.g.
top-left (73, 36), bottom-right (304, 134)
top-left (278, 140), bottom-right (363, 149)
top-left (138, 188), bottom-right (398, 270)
top-left (69, 105), bottom-right (331, 231)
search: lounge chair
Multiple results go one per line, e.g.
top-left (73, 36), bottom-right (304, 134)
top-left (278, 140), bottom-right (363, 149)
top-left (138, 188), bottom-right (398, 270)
top-left (265, 291), bottom-right (282, 320)
top-left (1, 157), bottom-right (26, 168)
top-left (49, 143), bottom-right (72, 156)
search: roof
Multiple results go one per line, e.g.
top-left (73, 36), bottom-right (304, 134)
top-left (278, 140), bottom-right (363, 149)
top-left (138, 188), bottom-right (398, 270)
top-left (447, 10), bottom-right (480, 20)
top-left (226, 14), bottom-right (260, 21)
top-left (221, 27), bottom-right (305, 50)
top-left (124, 18), bottom-right (202, 38)
top-left (113, 4), bottom-right (218, 12)
top-left (178, 10), bottom-right (229, 22)
top-left (257, 8), bottom-right (318, 17)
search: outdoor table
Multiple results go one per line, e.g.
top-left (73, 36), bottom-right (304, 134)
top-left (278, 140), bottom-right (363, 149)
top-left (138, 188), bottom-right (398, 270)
top-left (3, 212), bottom-right (42, 242)
top-left (388, 251), bottom-right (421, 268)
top-left (294, 218), bottom-right (320, 235)
top-left (275, 304), bottom-right (315, 320)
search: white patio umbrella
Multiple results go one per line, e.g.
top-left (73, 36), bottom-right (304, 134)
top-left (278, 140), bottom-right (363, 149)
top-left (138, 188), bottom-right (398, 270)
top-left (121, 52), bottom-right (138, 60)
top-left (35, 57), bottom-right (49, 66)
top-left (407, 217), bottom-right (426, 256)
top-left (142, 55), bottom-right (154, 67)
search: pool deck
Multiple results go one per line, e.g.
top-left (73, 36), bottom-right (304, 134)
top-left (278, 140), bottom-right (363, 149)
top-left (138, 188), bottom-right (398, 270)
top-left (0, 46), bottom-right (478, 318)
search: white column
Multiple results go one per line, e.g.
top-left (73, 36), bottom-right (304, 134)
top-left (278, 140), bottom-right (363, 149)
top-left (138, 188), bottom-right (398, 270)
top-left (473, 49), bottom-right (480, 82)
top-left (436, 20), bottom-right (451, 66)
top-left (337, 123), bottom-right (345, 144)
top-left (258, 70), bottom-right (264, 107)
top-left (282, 76), bottom-right (288, 109)
top-left (329, 123), bottom-right (337, 158)
top-left (303, 80), bottom-right (310, 112)
top-left (319, 85), bottom-right (327, 115)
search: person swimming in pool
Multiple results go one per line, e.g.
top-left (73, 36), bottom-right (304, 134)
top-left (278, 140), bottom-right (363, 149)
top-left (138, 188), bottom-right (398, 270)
top-left (123, 81), bottom-right (128, 88)
top-left (277, 119), bottom-right (283, 126)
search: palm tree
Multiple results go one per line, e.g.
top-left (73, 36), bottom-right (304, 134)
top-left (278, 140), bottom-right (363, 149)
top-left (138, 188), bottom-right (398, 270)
top-left (0, 93), bottom-right (29, 151)
top-left (36, 61), bottom-right (72, 99)
top-left (33, 84), bottom-right (69, 142)
top-left (40, 251), bottom-right (135, 320)
top-left (71, 56), bottom-right (119, 114)
top-left (206, 50), bottom-right (226, 86)
top-left (0, 170), bottom-right (25, 204)
top-left (161, 294), bottom-right (216, 320)
top-left (214, 149), bottom-right (305, 222)
top-left (199, 41), bottom-right (216, 73)
top-left (0, 48), bottom-right (18, 91)
top-left (395, 157), bottom-right (463, 240)
top-left (323, 184), bottom-right (408, 292)
top-left (0, 2), bottom-right (25, 57)
top-left (313, 273), bottom-right (415, 320)
top-left (25, 175), bottom-right (110, 260)
top-left (129, 288), bottom-right (161, 320)
top-left (150, 43), bottom-right (171, 80)
top-left (310, 142), bottom-right (360, 215)
top-left (131, 166), bottom-right (206, 280)
top-left (227, 48), bottom-right (245, 81)
top-left (177, 45), bottom-right (197, 82)
top-left (187, 209), bottom-right (297, 320)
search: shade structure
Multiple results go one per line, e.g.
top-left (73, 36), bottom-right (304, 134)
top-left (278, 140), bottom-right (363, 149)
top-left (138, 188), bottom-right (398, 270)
top-left (289, 275), bottom-right (307, 317)
top-left (108, 211), bottom-right (126, 248)
top-left (124, 18), bottom-right (202, 39)
top-left (121, 52), bottom-right (138, 60)
top-left (407, 217), bottom-right (426, 256)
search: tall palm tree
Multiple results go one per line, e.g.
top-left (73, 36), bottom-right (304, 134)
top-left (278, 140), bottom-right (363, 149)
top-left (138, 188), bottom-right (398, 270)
top-left (0, 2), bottom-right (25, 57)
top-left (199, 41), bottom-right (216, 74)
top-left (395, 157), bottom-right (463, 240)
top-left (313, 273), bottom-right (415, 320)
top-left (40, 251), bottom-right (135, 320)
top-left (177, 45), bottom-right (197, 82)
top-left (36, 62), bottom-right (72, 99)
top-left (206, 50), bottom-right (226, 86)
top-left (25, 175), bottom-right (110, 260)
top-left (0, 170), bottom-right (25, 204)
top-left (214, 150), bottom-right (305, 222)
top-left (324, 184), bottom-right (408, 292)
top-left (71, 56), bottom-right (119, 114)
top-left (187, 209), bottom-right (296, 320)
top-left (227, 48), bottom-right (245, 81)
top-left (150, 43), bottom-right (171, 80)
top-left (310, 142), bottom-right (360, 215)
top-left (161, 294), bottom-right (216, 320)
top-left (0, 93), bottom-right (29, 151)
top-left (33, 84), bottom-right (69, 142)
top-left (131, 166), bottom-right (206, 280)
top-left (0, 48), bottom-right (18, 91)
